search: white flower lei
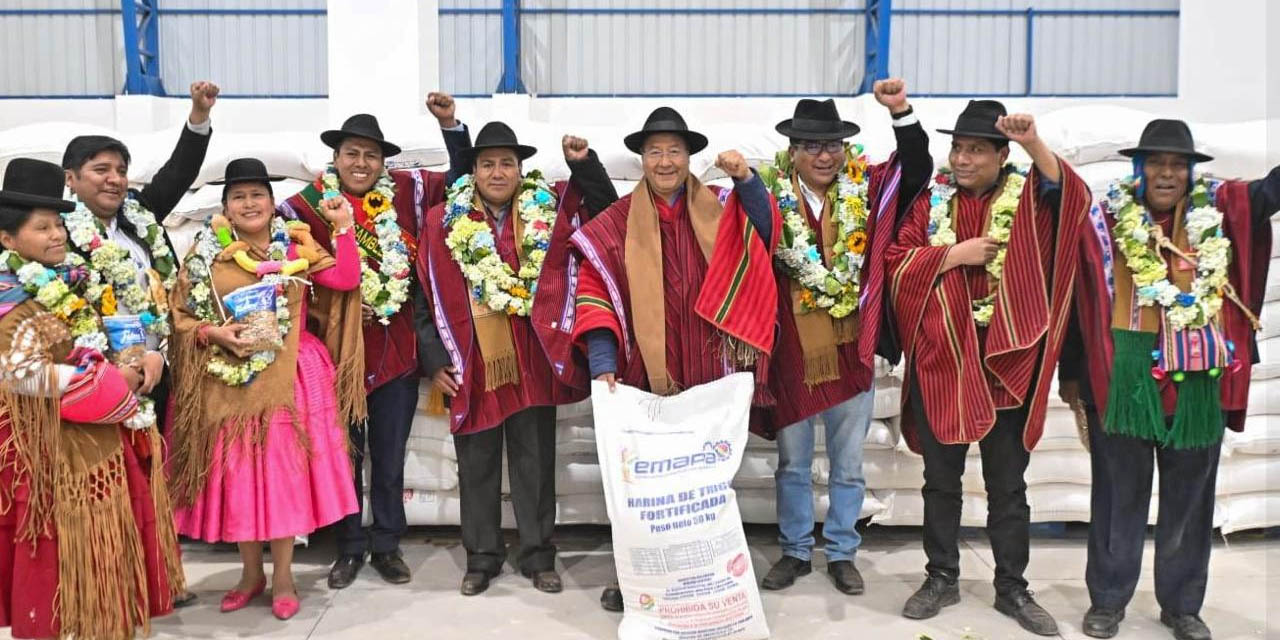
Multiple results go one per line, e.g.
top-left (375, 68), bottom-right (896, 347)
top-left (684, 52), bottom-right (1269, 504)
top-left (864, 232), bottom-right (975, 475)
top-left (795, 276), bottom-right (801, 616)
top-left (321, 166), bottom-right (410, 325)
top-left (926, 165), bottom-right (1026, 326)
top-left (761, 144), bottom-right (872, 319)
top-left (63, 195), bottom-right (176, 337)
top-left (443, 171), bottom-right (558, 316)
top-left (1103, 176), bottom-right (1229, 331)
top-left (1, 249), bottom-right (155, 431)
top-left (184, 217), bottom-right (295, 386)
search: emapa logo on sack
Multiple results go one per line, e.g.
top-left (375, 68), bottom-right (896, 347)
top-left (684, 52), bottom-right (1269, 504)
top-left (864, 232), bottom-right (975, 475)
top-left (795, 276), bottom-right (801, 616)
top-left (621, 440), bottom-right (733, 482)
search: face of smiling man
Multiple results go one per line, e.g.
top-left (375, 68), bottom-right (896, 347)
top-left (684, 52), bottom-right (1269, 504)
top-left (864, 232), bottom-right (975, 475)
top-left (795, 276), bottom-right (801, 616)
top-left (334, 137), bottom-right (385, 197)
top-left (65, 150), bottom-right (129, 219)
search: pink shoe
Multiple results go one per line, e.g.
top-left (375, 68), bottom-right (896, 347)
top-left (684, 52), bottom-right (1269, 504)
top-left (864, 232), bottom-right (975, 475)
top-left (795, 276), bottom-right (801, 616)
top-left (272, 593), bottom-right (300, 620)
top-left (220, 578), bottom-right (266, 612)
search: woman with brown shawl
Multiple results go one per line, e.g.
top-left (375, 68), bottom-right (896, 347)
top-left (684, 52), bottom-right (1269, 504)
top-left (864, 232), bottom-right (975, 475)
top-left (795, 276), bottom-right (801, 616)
top-left (0, 158), bottom-right (185, 639)
top-left (165, 158), bottom-right (365, 621)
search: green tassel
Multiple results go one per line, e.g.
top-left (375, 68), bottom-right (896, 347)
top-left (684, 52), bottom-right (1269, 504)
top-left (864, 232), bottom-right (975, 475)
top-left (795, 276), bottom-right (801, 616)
top-left (1103, 328), bottom-right (1166, 442)
top-left (1165, 371), bottom-right (1225, 449)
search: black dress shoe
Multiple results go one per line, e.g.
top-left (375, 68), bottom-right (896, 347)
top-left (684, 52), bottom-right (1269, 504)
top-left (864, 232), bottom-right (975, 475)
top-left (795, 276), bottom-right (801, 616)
top-left (760, 556), bottom-right (811, 591)
top-left (994, 590), bottom-right (1059, 636)
top-left (460, 570), bottom-right (492, 596)
top-left (827, 560), bottom-right (864, 595)
top-left (173, 591), bottom-right (198, 608)
top-left (327, 554), bottom-right (365, 590)
top-left (1160, 611), bottom-right (1212, 640)
top-left (523, 569), bottom-right (563, 593)
top-left (601, 584), bottom-right (623, 611)
top-left (1083, 606), bottom-right (1125, 638)
top-left (902, 576), bottom-right (960, 620)
top-left (370, 551), bottom-right (411, 585)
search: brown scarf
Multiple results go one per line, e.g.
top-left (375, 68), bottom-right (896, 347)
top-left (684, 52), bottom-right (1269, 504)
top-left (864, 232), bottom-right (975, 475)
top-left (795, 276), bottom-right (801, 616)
top-left (789, 175), bottom-right (858, 386)
top-left (624, 176), bottom-right (722, 395)
top-left (1110, 200), bottom-right (1191, 333)
top-left (468, 193), bottom-right (522, 391)
top-left (167, 226), bottom-right (365, 507)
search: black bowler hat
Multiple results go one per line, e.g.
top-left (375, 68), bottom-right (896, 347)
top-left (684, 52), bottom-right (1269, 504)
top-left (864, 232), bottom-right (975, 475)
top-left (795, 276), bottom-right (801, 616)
top-left (210, 158), bottom-right (286, 190)
top-left (1119, 119), bottom-right (1214, 163)
top-left (775, 99), bottom-right (860, 141)
top-left (936, 100), bottom-right (1009, 142)
top-left (458, 121), bottom-right (538, 168)
top-left (320, 113), bottom-right (402, 158)
top-left (623, 107), bottom-right (709, 155)
top-left (0, 158), bottom-right (76, 213)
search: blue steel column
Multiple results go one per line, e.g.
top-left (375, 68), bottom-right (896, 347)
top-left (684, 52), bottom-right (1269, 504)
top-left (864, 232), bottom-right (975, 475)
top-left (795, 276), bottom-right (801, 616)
top-left (497, 0), bottom-right (526, 93)
top-left (121, 0), bottom-right (164, 95)
top-left (1023, 7), bottom-right (1035, 96)
top-left (859, 0), bottom-right (892, 94)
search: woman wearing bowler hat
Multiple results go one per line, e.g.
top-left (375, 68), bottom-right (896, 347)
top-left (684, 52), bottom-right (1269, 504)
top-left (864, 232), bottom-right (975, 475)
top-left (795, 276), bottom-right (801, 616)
top-left (165, 158), bottom-right (365, 621)
top-left (0, 158), bottom-right (186, 638)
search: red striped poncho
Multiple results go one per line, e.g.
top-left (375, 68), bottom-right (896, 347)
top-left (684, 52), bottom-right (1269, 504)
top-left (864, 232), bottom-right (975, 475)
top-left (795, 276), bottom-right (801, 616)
top-left (886, 161), bottom-right (1091, 453)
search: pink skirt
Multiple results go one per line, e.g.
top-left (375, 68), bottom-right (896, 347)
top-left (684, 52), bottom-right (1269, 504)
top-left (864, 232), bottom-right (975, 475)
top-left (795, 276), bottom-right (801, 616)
top-left (173, 332), bottom-right (358, 543)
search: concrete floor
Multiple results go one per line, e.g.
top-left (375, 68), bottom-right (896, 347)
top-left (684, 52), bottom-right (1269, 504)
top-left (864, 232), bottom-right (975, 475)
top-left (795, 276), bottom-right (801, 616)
top-left (8, 525), bottom-right (1275, 640)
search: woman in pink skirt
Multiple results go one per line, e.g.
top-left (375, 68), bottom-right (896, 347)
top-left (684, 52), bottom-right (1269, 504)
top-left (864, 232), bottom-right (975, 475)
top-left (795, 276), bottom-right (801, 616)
top-left (166, 158), bottom-right (367, 620)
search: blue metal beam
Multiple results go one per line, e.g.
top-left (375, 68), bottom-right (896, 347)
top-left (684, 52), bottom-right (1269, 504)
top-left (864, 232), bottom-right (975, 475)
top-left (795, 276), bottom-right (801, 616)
top-left (1024, 8), bottom-right (1035, 96)
top-left (121, 0), bottom-right (164, 95)
top-left (860, 0), bottom-right (891, 94)
top-left (497, 0), bottom-right (525, 93)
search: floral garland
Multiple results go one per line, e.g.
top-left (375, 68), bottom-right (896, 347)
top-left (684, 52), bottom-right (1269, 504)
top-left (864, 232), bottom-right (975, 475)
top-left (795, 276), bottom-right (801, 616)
top-left (443, 170), bottom-right (558, 316)
top-left (184, 217), bottom-right (295, 386)
top-left (759, 144), bottom-right (871, 319)
top-left (322, 166), bottom-right (410, 325)
top-left (1103, 176), bottom-right (1229, 331)
top-left (0, 250), bottom-right (155, 430)
top-left (926, 165), bottom-right (1026, 326)
top-left (64, 196), bottom-right (176, 337)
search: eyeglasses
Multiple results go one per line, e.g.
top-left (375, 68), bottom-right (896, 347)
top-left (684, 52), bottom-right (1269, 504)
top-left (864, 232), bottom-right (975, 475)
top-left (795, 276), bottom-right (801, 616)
top-left (643, 149), bottom-right (687, 162)
top-left (794, 141), bottom-right (845, 156)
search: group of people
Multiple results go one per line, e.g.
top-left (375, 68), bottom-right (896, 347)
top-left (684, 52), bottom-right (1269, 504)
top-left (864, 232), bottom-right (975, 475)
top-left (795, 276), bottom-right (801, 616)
top-left (0, 78), bottom-right (1274, 640)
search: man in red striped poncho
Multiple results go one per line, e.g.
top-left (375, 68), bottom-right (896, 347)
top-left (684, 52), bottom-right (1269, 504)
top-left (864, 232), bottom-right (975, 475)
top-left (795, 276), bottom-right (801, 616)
top-left (885, 100), bottom-right (1091, 636)
top-left (549, 107), bottom-right (782, 612)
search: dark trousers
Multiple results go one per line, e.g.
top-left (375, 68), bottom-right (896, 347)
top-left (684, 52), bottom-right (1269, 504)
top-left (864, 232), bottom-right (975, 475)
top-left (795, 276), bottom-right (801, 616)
top-left (1082, 392), bottom-right (1220, 615)
top-left (455, 405), bottom-right (558, 576)
top-left (335, 374), bottom-right (418, 556)
top-left (909, 380), bottom-right (1032, 595)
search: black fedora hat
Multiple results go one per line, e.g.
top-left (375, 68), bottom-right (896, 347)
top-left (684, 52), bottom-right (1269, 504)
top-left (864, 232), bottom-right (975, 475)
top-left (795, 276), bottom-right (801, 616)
top-left (775, 99), bottom-right (860, 141)
top-left (458, 121), bottom-right (538, 168)
top-left (936, 99), bottom-right (1009, 142)
top-left (210, 158), bottom-right (286, 187)
top-left (320, 113), bottom-right (402, 158)
top-left (1118, 119), bottom-right (1213, 163)
top-left (0, 158), bottom-right (76, 213)
top-left (623, 107), bottom-right (709, 155)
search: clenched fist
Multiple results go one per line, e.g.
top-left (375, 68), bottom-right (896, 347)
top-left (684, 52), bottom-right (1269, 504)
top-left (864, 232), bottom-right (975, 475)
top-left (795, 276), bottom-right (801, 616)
top-left (562, 135), bottom-right (590, 163)
top-left (189, 81), bottom-right (220, 123)
top-left (995, 114), bottom-right (1040, 147)
top-left (322, 196), bottom-right (354, 231)
top-left (426, 92), bottom-right (458, 128)
top-left (872, 78), bottom-right (910, 114)
top-left (716, 150), bottom-right (750, 181)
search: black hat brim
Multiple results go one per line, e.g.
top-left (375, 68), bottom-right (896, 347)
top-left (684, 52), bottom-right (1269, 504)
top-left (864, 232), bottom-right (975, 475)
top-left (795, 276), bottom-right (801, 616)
top-left (0, 191), bottom-right (75, 213)
top-left (320, 130), bottom-right (403, 158)
top-left (623, 130), bottom-right (709, 155)
top-left (1117, 145), bottom-right (1214, 163)
top-left (935, 128), bottom-right (1009, 142)
top-left (210, 175), bottom-right (288, 186)
top-left (774, 120), bottom-right (860, 141)
top-left (458, 143), bottom-right (538, 169)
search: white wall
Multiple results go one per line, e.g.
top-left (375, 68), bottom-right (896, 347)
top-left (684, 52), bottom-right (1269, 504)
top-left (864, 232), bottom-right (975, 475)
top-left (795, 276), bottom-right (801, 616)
top-left (0, 0), bottom-right (1271, 173)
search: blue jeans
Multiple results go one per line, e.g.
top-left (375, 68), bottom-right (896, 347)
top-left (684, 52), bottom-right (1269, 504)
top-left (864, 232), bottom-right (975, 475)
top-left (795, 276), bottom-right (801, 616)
top-left (774, 388), bottom-right (873, 562)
